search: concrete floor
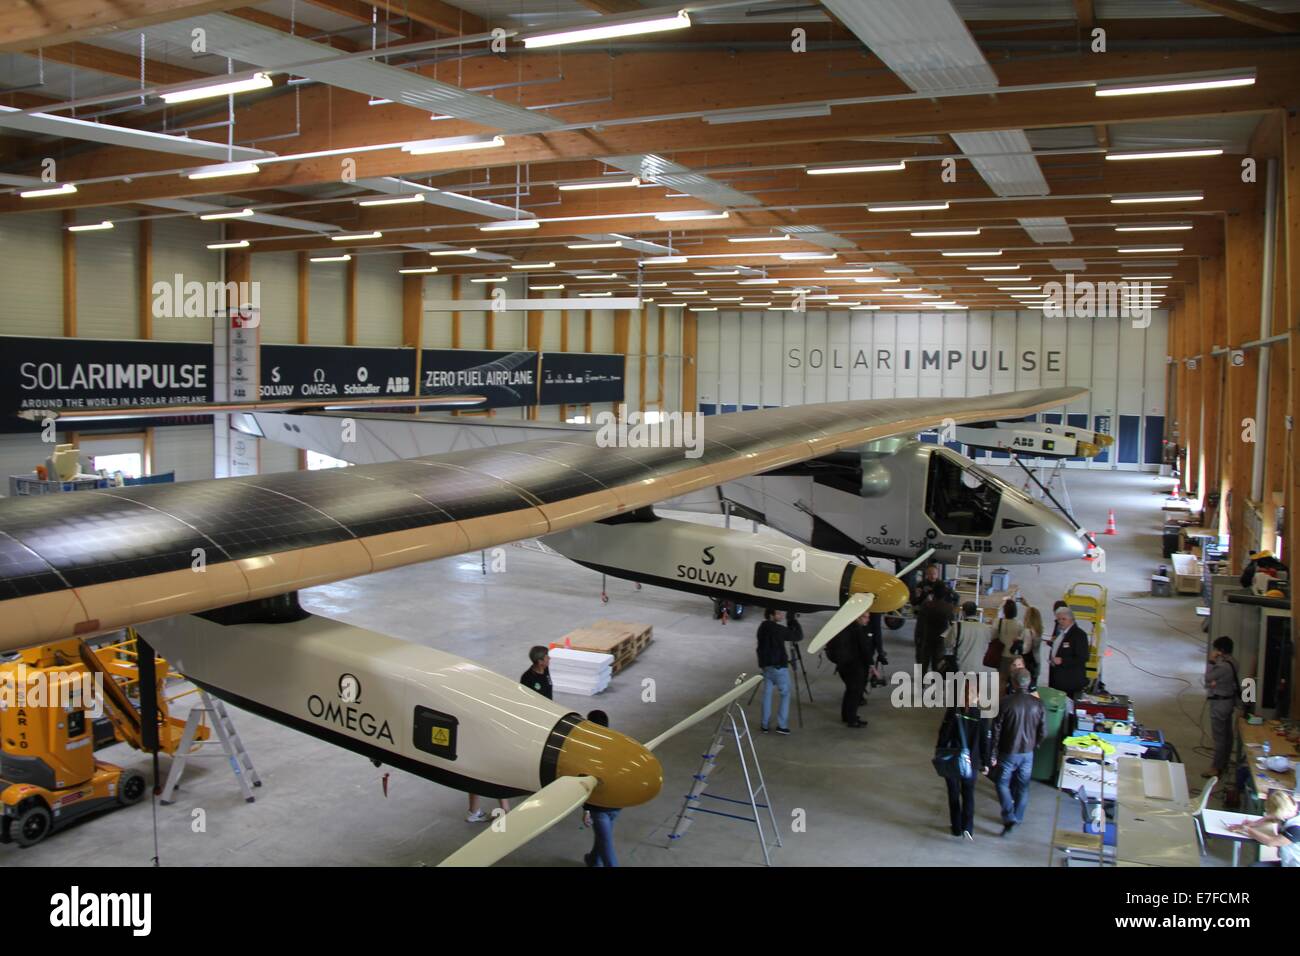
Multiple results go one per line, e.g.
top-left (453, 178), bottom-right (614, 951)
top-left (6, 466), bottom-right (1232, 867)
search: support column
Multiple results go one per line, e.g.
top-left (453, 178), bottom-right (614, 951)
top-left (614, 309), bottom-right (630, 421)
top-left (296, 251), bottom-right (309, 345)
top-left (61, 210), bottom-right (76, 337)
top-left (345, 255), bottom-right (358, 346)
top-left (526, 309), bottom-right (543, 421)
top-left (138, 219), bottom-right (153, 339)
top-left (681, 309), bottom-right (698, 416)
top-left (1182, 283), bottom-right (1202, 497)
top-left (1281, 107), bottom-right (1300, 716)
top-left (1199, 253), bottom-right (1227, 520)
top-left (402, 253), bottom-right (424, 409)
top-left (1222, 205), bottom-right (1265, 564)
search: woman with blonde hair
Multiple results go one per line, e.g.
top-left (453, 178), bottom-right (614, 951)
top-left (1230, 790), bottom-right (1300, 867)
top-left (1020, 605), bottom-right (1045, 686)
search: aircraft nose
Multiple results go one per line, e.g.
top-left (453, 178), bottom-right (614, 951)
top-left (555, 719), bottom-right (663, 808)
top-left (1051, 525), bottom-right (1088, 561)
top-left (848, 566), bottom-right (910, 612)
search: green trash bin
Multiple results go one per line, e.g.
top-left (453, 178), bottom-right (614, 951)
top-left (1032, 687), bottom-right (1068, 782)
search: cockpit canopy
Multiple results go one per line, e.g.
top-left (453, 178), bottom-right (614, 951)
top-left (924, 449), bottom-right (1002, 536)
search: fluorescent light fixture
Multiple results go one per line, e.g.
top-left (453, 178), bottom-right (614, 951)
top-left (728, 234), bottom-right (791, 243)
top-left (738, 278), bottom-right (778, 285)
top-left (659, 302), bottom-right (686, 308)
top-left (654, 210), bottom-right (730, 222)
top-left (568, 241), bottom-right (623, 249)
top-left (851, 304), bottom-right (881, 310)
top-left (807, 160), bottom-right (906, 175)
top-left (207, 240), bottom-right (249, 250)
top-left (402, 134), bottom-right (505, 155)
top-left (1095, 72), bottom-right (1254, 98)
top-left (806, 294), bottom-right (839, 300)
top-left (781, 252), bottom-right (836, 261)
top-left (942, 249), bottom-right (1002, 257)
top-left (398, 267), bottom-right (439, 274)
top-left (579, 292), bottom-right (613, 297)
top-left (311, 254), bottom-right (351, 263)
top-left (985, 276), bottom-right (1032, 282)
top-left (694, 270), bottom-right (739, 276)
top-left (967, 264), bottom-right (1019, 271)
top-left (633, 281), bottom-right (668, 288)
top-left (331, 231), bottom-right (382, 241)
top-left (187, 162), bottom-right (260, 180)
top-left (912, 228), bottom-right (981, 237)
top-left (19, 182), bottom-right (77, 198)
top-left (66, 220), bottom-right (113, 232)
top-left (999, 286), bottom-right (1042, 291)
top-left (689, 306), bottom-right (719, 312)
top-left (160, 72), bottom-right (272, 104)
top-left (1106, 148), bottom-right (1224, 161)
top-left (1118, 245), bottom-right (1183, 253)
top-left (644, 256), bottom-right (688, 265)
top-left (199, 208), bottom-right (254, 220)
top-left (470, 276), bottom-right (508, 283)
top-left (532, 284), bottom-right (566, 290)
top-left (577, 273), bottom-right (620, 280)
top-left (522, 9), bottom-right (691, 49)
top-left (868, 200), bottom-right (949, 212)
top-left (711, 297), bottom-right (743, 302)
top-left (1111, 191), bottom-right (1203, 204)
top-left (855, 277), bottom-right (901, 284)
top-left (704, 103), bottom-right (831, 125)
top-left (739, 301), bottom-right (772, 307)
top-left (671, 291), bottom-right (708, 296)
top-left (901, 293), bottom-right (942, 299)
top-left (824, 267), bottom-right (877, 274)
top-left (559, 176), bottom-right (640, 191)
top-left (891, 287), bottom-right (923, 292)
top-left (357, 194), bottom-right (426, 207)
top-left (1122, 275), bottom-right (1173, 280)
top-left (429, 248), bottom-right (477, 256)
top-left (479, 220), bottom-right (540, 232)
top-left (511, 262), bottom-right (556, 270)
top-left (368, 98), bottom-right (392, 106)
top-left (1115, 223), bottom-right (1192, 232)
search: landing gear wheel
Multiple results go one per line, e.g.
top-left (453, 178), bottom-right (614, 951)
top-left (600, 593), bottom-right (609, 604)
top-left (117, 770), bottom-right (146, 806)
top-left (13, 803), bottom-right (52, 847)
top-left (884, 615), bottom-right (905, 630)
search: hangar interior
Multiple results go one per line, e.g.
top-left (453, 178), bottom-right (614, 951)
top-left (0, 0), bottom-right (1297, 869)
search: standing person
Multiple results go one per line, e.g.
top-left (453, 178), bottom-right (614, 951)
top-left (756, 608), bottom-right (792, 735)
top-left (1020, 606), bottom-right (1045, 688)
top-left (1048, 608), bottom-right (1090, 698)
top-left (827, 610), bottom-right (871, 728)
top-left (990, 669), bottom-right (1045, 836)
top-left (520, 645), bottom-right (553, 699)
top-left (866, 611), bottom-right (887, 686)
top-left (913, 562), bottom-right (954, 607)
top-left (916, 595), bottom-right (956, 675)
top-left (945, 601), bottom-right (991, 677)
top-left (466, 794), bottom-right (510, 823)
top-left (935, 679), bottom-right (992, 840)
top-left (993, 599), bottom-right (1024, 691)
top-left (581, 710), bottom-right (621, 867)
top-left (1203, 636), bottom-right (1240, 778)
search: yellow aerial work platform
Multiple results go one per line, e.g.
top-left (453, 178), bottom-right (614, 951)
top-left (1063, 582), bottom-right (1107, 687)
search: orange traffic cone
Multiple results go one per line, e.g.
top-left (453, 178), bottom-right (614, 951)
top-left (1082, 532), bottom-right (1095, 560)
top-left (1104, 510), bottom-right (1118, 535)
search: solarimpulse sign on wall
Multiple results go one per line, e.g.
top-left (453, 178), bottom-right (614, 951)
top-left (419, 349), bottom-right (539, 408)
top-left (260, 345), bottom-right (415, 400)
top-left (538, 352), bottom-right (625, 405)
top-left (1, 336), bottom-right (214, 414)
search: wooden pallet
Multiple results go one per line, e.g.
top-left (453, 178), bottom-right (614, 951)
top-left (563, 619), bottom-right (653, 674)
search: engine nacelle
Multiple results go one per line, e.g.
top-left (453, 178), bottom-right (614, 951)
top-left (543, 515), bottom-right (907, 613)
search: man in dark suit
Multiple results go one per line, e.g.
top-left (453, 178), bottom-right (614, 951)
top-left (1048, 607), bottom-right (1090, 698)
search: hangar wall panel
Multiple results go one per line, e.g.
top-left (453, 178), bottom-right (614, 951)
top-left (251, 252), bottom-right (299, 344)
top-left (151, 218), bottom-right (222, 343)
top-left (697, 309), bottom-right (1168, 469)
top-left (308, 266), bottom-right (346, 345)
top-left (151, 424), bottom-right (215, 482)
top-left (355, 256), bottom-right (402, 347)
top-left (0, 212), bottom-right (63, 337)
top-left (75, 209), bottom-right (139, 340)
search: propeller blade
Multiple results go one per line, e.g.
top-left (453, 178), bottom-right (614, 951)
top-left (806, 592), bottom-right (876, 656)
top-left (644, 673), bottom-right (763, 752)
top-left (438, 775), bottom-right (597, 868)
top-left (897, 548), bottom-right (936, 580)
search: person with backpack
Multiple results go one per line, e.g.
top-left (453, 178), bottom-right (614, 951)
top-left (825, 610), bottom-right (872, 728)
top-left (934, 679), bottom-right (992, 840)
top-left (1203, 635), bottom-right (1240, 778)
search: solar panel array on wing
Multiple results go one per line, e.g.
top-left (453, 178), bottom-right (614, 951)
top-left (0, 491), bottom-right (213, 587)
top-left (504, 441), bottom-right (660, 487)
top-left (387, 460), bottom-right (541, 521)
top-left (0, 530), bottom-right (67, 599)
top-left (116, 480), bottom-right (352, 560)
top-left (241, 467), bottom-right (450, 540)
top-left (432, 447), bottom-right (607, 504)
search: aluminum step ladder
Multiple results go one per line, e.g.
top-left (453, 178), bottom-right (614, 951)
top-left (160, 689), bottom-right (261, 804)
top-left (667, 701), bottom-right (782, 865)
top-left (954, 552), bottom-right (983, 608)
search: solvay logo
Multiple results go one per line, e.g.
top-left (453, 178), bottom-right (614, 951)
top-left (701, 546), bottom-right (716, 566)
top-left (49, 886), bottom-right (151, 936)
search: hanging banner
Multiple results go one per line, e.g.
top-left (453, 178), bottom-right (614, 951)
top-left (260, 345), bottom-right (416, 401)
top-left (539, 352), bottom-right (626, 405)
top-left (1, 335), bottom-right (213, 419)
top-left (419, 349), bottom-right (538, 408)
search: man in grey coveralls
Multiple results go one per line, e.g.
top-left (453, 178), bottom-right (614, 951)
top-left (1203, 635), bottom-right (1239, 778)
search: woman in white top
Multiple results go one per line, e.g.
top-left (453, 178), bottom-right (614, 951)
top-left (995, 599), bottom-right (1024, 691)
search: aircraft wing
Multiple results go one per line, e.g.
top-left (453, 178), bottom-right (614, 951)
top-left (0, 387), bottom-right (1084, 652)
